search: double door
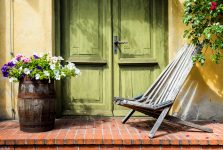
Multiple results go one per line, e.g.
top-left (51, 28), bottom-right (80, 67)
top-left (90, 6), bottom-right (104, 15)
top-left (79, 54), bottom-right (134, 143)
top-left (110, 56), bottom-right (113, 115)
top-left (60, 0), bottom-right (167, 115)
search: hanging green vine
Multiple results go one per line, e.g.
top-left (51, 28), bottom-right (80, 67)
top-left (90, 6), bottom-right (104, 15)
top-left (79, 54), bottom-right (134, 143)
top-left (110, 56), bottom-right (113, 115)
top-left (183, 0), bottom-right (223, 64)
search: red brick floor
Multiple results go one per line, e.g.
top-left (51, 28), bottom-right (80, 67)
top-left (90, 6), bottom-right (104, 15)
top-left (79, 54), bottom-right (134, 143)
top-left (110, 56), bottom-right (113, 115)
top-left (0, 117), bottom-right (223, 149)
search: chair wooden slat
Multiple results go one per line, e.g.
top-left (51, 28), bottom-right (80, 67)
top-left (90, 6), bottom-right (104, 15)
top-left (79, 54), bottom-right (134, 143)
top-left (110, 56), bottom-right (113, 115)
top-left (156, 46), bottom-right (194, 105)
top-left (149, 45), bottom-right (192, 105)
top-left (135, 45), bottom-right (188, 103)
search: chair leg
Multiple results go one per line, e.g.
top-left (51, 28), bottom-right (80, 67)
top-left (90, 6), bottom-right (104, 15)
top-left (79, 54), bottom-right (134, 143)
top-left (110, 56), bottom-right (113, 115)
top-left (165, 115), bottom-right (213, 133)
top-left (122, 110), bottom-right (135, 124)
top-left (149, 107), bottom-right (170, 138)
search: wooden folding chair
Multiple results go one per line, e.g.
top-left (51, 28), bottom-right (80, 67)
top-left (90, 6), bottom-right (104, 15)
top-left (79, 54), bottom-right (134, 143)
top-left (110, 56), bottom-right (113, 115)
top-left (114, 45), bottom-right (213, 138)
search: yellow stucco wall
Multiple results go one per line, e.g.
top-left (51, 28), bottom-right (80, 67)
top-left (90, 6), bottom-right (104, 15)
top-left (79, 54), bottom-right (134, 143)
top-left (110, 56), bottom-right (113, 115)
top-left (0, 0), bottom-right (53, 119)
top-left (0, 0), bottom-right (222, 120)
top-left (168, 0), bottom-right (186, 60)
top-left (0, 0), bottom-right (13, 119)
top-left (169, 0), bottom-right (223, 120)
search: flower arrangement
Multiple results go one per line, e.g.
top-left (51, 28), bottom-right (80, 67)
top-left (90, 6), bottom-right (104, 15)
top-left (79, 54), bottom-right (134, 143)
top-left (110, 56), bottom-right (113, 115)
top-left (183, 0), bottom-right (223, 64)
top-left (1, 53), bottom-right (80, 82)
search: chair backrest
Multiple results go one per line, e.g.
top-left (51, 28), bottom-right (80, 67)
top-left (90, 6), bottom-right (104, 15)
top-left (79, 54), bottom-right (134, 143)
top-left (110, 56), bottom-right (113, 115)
top-left (138, 45), bottom-right (196, 106)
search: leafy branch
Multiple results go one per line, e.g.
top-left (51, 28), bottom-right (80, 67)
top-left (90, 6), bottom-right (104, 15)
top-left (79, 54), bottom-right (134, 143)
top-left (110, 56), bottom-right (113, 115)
top-left (183, 0), bottom-right (223, 64)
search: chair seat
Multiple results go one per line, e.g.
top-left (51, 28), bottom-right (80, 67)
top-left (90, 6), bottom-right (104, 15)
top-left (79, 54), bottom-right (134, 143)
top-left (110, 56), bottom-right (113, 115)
top-left (114, 97), bottom-right (174, 110)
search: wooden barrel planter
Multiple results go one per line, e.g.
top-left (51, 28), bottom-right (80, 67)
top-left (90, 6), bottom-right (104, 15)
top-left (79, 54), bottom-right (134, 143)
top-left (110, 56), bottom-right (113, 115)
top-left (18, 77), bottom-right (55, 132)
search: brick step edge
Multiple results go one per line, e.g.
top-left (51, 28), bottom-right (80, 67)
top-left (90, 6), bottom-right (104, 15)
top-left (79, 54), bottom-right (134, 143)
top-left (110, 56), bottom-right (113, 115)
top-left (0, 145), bottom-right (223, 150)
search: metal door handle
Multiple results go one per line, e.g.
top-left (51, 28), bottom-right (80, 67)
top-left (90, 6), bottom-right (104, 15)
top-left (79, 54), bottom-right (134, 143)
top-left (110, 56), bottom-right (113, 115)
top-left (113, 36), bottom-right (128, 54)
top-left (114, 41), bottom-right (128, 46)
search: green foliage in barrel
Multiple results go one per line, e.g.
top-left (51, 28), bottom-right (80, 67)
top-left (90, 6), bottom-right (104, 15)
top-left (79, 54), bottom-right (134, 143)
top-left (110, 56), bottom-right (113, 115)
top-left (183, 0), bottom-right (223, 64)
top-left (1, 53), bottom-right (80, 82)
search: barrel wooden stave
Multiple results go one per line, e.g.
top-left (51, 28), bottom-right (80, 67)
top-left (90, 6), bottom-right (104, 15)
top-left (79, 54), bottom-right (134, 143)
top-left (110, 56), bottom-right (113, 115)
top-left (18, 77), bottom-right (55, 132)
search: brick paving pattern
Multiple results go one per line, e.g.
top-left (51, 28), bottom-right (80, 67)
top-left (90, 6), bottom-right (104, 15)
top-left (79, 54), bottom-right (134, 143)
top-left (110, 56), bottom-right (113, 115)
top-left (0, 117), bottom-right (223, 149)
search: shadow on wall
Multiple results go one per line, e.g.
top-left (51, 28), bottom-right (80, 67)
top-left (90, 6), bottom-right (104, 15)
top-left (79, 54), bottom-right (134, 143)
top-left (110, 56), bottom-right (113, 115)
top-left (0, 0), bottom-right (8, 120)
top-left (197, 49), bottom-right (223, 98)
top-left (169, 0), bottom-right (223, 121)
top-left (171, 59), bottom-right (223, 121)
top-left (26, 0), bottom-right (39, 12)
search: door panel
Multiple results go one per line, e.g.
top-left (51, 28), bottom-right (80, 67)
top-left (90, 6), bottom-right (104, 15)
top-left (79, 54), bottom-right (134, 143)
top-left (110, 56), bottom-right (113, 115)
top-left (60, 0), bottom-right (167, 116)
top-left (69, 0), bottom-right (102, 58)
top-left (119, 0), bottom-right (151, 57)
top-left (120, 67), bottom-right (152, 98)
top-left (113, 0), bottom-right (167, 115)
top-left (61, 0), bottom-right (113, 115)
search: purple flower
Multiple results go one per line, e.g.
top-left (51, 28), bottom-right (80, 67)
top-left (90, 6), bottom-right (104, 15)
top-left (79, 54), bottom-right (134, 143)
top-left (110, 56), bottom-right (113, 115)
top-left (2, 72), bottom-right (9, 77)
top-left (1, 64), bottom-right (7, 71)
top-left (22, 57), bottom-right (31, 63)
top-left (7, 62), bottom-right (15, 68)
top-left (1, 64), bottom-right (9, 77)
top-left (20, 73), bottom-right (25, 79)
top-left (16, 54), bottom-right (23, 61)
top-left (36, 66), bottom-right (43, 70)
top-left (33, 55), bottom-right (39, 59)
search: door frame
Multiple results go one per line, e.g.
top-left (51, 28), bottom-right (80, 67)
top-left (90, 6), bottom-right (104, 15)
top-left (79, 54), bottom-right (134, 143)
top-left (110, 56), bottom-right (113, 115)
top-left (54, 0), bottom-right (62, 117)
top-left (54, 0), bottom-right (168, 117)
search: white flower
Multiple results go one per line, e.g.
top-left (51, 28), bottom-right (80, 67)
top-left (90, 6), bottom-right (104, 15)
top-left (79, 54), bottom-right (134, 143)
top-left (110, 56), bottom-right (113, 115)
top-left (67, 62), bottom-right (75, 70)
top-left (53, 70), bottom-right (60, 76)
top-left (51, 56), bottom-right (58, 63)
top-left (55, 75), bottom-right (61, 80)
top-left (50, 64), bottom-right (56, 70)
top-left (61, 72), bottom-right (66, 77)
top-left (58, 56), bottom-right (64, 61)
top-left (44, 71), bottom-right (49, 77)
top-left (52, 59), bottom-right (57, 64)
top-left (75, 68), bottom-right (81, 75)
top-left (11, 58), bottom-right (18, 64)
top-left (19, 67), bottom-right (23, 71)
top-left (214, 22), bottom-right (220, 26)
top-left (9, 77), bottom-right (17, 82)
top-left (39, 53), bottom-right (44, 57)
top-left (35, 74), bottom-right (40, 80)
top-left (24, 68), bottom-right (31, 75)
top-left (9, 78), bottom-right (13, 82)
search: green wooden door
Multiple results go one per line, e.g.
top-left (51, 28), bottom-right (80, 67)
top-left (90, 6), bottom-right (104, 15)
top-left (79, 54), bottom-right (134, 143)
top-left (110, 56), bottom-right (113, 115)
top-left (61, 0), bottom-right (113, 115)
top-left (112, 0), bottom-right (168, 115)
top-left (60, 0), bottom-right (167, 116)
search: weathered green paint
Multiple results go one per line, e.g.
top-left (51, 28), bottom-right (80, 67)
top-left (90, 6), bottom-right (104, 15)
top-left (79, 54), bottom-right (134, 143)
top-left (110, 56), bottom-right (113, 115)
top-left (113, 0), bottom-right (168, 116)
top-left (55, 0), bottom-right (62, 117)
top-left (61, 0), bottom-right (113, 115)
top-left (59, 0), bottom-right (168, 116)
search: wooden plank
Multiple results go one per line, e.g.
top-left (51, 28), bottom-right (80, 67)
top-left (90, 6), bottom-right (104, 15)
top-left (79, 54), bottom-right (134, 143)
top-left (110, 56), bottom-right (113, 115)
top-left (115, 97), bottom-right (173, 110)
top-left (113, 0), bottom-right (168, 116)
top-left (153, 46), bottom-right (193, 105)
top-left (118, 58), bottom-right (158, 65)
top-left (165, 115), bottom-right (213, 133)
top-left (136, 109), bottom-right (213, 133)
top-left (148, 107), bottom-right (170, 138)
top-left (160, 46), bottom-right (194, 104)
top-left (146, 45), bottom-right (188, 104)
top-left (145, 110), bottom-right (213, 133)
top-left (122, 110), bottom-right (135, 124)
top-left (61, 0), bottom-right (113, 115)
top-left (67, 57), bottom-right (107, 65)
